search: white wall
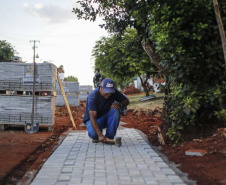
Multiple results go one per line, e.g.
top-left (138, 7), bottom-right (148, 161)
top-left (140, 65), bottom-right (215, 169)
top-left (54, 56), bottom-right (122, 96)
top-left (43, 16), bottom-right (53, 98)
top-left (134, 76), bottom-right (153, 90)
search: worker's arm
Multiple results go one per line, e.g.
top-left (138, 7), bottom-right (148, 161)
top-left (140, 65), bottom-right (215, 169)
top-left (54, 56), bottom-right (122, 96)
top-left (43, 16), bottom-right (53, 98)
top-left (89, 110), bottom-right (106, 142)
top-left (111, 98), bottom-right (129, 109)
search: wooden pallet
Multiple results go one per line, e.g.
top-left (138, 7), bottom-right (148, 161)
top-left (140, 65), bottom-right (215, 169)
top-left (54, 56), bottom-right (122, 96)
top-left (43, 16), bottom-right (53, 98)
top-left (0, 90), bottom-right (56, 96)
top-left (0, 123), bottom-right (53, 131)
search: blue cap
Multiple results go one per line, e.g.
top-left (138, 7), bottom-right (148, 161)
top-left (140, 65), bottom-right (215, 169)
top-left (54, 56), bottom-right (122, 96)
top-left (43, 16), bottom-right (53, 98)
top-left (101, 78), bottom-right (115, 93)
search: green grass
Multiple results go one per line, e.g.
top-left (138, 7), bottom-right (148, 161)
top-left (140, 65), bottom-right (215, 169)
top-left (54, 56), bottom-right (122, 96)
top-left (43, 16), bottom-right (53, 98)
top-left (127, 93), bottom-right (164, 110)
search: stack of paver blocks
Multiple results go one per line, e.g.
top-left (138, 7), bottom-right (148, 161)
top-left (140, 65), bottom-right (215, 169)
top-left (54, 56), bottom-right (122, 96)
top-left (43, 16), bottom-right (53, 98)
top-left (0, 62), bottom-right (57, 92)
top-left (56, 82), bottom-right (79, 106)
top-left (79, 85), bottom-right (93, 101)
top-left (0, 62), bottom-right (57, 130)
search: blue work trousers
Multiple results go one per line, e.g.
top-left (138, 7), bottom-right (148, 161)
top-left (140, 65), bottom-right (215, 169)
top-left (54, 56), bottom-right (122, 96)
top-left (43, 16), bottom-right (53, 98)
top-left (86, 108), bottom-right (121, 140)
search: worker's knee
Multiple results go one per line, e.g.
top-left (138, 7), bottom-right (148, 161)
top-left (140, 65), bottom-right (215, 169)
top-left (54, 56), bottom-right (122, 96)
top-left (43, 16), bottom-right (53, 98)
top-left (112, 108), bottom-right (121, 121)
top-left (109, 108), bottom-right (120, 118)
top-left (88, 131), bottom-right (98, 140)
top-left (86, 121), bottom-right (99, 139)
top-left (114, 109), bottom-right (121, 118)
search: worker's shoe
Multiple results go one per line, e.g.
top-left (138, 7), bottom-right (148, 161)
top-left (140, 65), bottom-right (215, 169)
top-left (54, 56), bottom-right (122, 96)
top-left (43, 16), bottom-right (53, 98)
top-left (92, 139), bottom-right (99, 143)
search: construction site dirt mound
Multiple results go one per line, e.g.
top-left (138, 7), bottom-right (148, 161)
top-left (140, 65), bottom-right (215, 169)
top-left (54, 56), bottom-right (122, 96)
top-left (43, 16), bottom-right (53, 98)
top-left (121, 85), bottom-right (141, 95)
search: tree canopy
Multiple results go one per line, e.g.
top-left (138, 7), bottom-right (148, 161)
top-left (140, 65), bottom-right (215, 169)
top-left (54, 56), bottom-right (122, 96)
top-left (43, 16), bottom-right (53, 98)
top-left (64, 75), bottom-right (78, 82)
top-left (0, 40), bottom-right (15, 62)
top-left (93, 28), bottom-right (158, 94)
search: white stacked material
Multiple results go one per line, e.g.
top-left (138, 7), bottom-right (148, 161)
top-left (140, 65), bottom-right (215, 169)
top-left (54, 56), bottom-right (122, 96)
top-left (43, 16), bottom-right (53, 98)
top-left (0, 95), bottom-right (55, 125)
top-left (56, 95), bottom-right (79, 106)
top-left (79, 93), bottom-right (89, 101)
top-left (56, 81), bottom-right (79, 106)
top-left (79, 85), bottom-right (93, 101)
top-left (79, 85), bottom-right (93, 93)
top-left (56, 82), bottom-right (79, 94)
top-left (0, 62), bottom-right (57, 92)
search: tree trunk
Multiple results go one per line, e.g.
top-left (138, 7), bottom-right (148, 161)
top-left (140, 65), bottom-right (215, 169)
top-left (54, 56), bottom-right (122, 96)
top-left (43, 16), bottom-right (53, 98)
top-left (141, 39), bottom-right (163, 70)
top-left (158, 76), bottom-right (171, 145)
top-left (213, 0), bottom-right (226, 69)
top-left (139, 74), bottom-right (150, 97)
top-left (141, 39), bottom-right (170, 144)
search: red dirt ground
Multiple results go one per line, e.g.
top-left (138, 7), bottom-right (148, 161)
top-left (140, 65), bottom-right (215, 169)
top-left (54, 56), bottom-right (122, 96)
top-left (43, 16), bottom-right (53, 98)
top-left (0, 100), bottom-right (225, 185)
top-left (121, 84), bottom-right (141, 95)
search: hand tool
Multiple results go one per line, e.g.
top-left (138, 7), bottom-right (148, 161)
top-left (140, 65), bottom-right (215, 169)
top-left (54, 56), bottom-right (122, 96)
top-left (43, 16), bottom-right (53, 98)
top-left (57, 73), bottom-right (77, 130)
top-left (105, 137), bottom-right (122, 147)
top-left (25, 61), bottom-right (39, 134)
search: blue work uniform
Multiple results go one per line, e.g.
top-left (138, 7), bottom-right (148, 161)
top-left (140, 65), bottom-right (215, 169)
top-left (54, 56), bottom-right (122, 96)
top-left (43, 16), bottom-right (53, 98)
top-left (83, 87), bottom-right (127, 139)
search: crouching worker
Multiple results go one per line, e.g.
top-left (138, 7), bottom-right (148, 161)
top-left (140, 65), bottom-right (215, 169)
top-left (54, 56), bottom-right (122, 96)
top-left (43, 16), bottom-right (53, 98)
top-left (83, 78), bottom-right (129, 143)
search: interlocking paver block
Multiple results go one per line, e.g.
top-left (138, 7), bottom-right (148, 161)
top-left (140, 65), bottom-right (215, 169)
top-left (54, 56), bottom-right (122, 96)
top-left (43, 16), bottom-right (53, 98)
top-left (107, 174), bottom-right (118, 181)
top-left (64, 161), bottom-right (75, 166)
top-left (185, 149), bottom-right (207, 156)
top-left (94, 180), bottom-right (107, 185)
top-left (62, 167), bottom-right (73, 173)
top-left (58, 174), bottom-right (71, 182)
top-left (81, 179), bottom-right (94, 184)
top-left (132, 177), bottom-right (145, 184)
top-left (118, 175), bottom-right (132, 181)
top-left (69, 177), bottom-right (82, 184)
top-left (55, 183), bottom-right (68, 185)
top-left (144, 178), bottom-right (158, 185)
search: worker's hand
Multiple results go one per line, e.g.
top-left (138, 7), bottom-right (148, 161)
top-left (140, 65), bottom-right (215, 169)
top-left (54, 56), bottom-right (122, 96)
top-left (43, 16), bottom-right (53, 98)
top-left (98, 134), bottom-right (106, 142)
top-left (111, 102), bottom-right (121, 109)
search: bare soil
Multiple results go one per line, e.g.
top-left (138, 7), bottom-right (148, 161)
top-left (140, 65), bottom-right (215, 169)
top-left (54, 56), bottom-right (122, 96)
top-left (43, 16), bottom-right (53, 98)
top-left (0, 101), bottom-right (225, 185)
top-left (121, 84), bottom-right (141, 95)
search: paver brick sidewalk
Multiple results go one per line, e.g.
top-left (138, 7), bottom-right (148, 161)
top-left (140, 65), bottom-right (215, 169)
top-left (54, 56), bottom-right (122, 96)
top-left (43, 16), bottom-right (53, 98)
top-left (31, 128), bottom-right (188, 185)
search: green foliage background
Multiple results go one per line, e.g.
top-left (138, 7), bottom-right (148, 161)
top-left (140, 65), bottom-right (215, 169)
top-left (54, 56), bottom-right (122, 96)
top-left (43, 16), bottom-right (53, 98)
top-left (92, 28), bottom-right (158, 90)
top-left (0, 40), bottom-right (15, 62)
top-left (146, 1), bottom-right (226, 141)
top-left (64, 75), bottom-right (78, 82)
